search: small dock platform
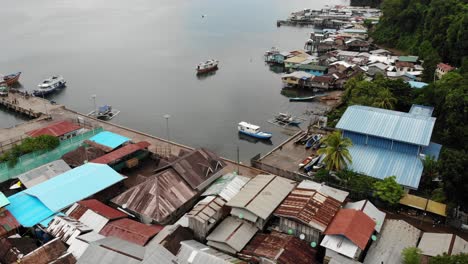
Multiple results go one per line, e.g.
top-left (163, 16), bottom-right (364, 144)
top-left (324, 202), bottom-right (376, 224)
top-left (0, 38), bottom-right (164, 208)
top-left (0, 91), bottom-right (63, 118)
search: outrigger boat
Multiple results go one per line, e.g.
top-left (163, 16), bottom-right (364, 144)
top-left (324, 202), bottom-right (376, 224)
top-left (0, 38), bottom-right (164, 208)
top-left (238, 121), bottom-right (272, 140)
top-left (33, 76), bottom-right (66, 96)
top-left (274, 113), bottom-right (302, 125)
top-left (87, 105), bottom-right (121, 120)
top-left (196, 59), bottom-right (219, 74)
top-left (0, 72), bottom-right (21, 86)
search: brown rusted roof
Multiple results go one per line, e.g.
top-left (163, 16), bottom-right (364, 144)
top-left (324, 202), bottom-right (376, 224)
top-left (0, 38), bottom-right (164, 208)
top-left (111, 168), bottom-right (197, 223)
top-left (91, 141), bottom-right (150, 164)
top-left (324, 209), bottom-right (375, 250)
top-left (155, 148), bottom-right (226, 190)
top-left (147, 224), bottom-right (194, 255)
top-left (61, 146), bottom-right (106, 168)
top-left (274, 187), bottom-right (343, 232)
top-left (112, 149), bottom-right (226, 224)
top-left (99, 218), bottom-right (163, 246)
top-left (240, 231), bottom-right (317, 264)
top-left (68, 199), bottom-right (127, 220)
top-left (0, 210), bottom-right (20, 239)
top-left (395, 61), bottom-right (415, 68)
top-left (19, 238), bottom-right (67, 264)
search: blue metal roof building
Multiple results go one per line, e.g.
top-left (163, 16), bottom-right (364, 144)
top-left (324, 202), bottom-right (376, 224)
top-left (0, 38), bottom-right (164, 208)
top-left (408, 81), bottom-right (429, 89)
top-left (336, 105), bottom-right (441, 189)
top-left (89, 131), bottom-right (130, 150)
top-left (6, 163), bottom-right (125, 227)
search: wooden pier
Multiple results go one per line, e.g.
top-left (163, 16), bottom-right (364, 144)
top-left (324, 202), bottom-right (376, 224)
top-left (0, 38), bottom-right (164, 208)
top-left (0, 91), bottom-right (63, 119)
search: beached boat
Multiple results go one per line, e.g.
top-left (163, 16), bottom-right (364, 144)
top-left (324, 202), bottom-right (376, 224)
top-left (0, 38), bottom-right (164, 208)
top-left (33, 76), bottom-right (66, 96)
top-left (238, 121), bottom-right (272, 140)
top-left (305, 134), bottom-right (322, 149)
top-left (299, 156), bottom-right (313, 168)
top-left (0, 72), bottom-right (21, 86)
top-left (304, 155), bottom-right (321, 172)
top-left (196, 59), bottom-right (219, 74)
top-left (274, 113), bottom-right (302, 125)
top-left (289, 95), bottom-right (318, 102)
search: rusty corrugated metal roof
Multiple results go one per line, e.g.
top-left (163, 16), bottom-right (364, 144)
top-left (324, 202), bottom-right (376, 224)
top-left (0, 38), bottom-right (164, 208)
top-left (324, 209), bottom-right (375, 250)
top-left (0, 210), bottom-right (20, 239)
top-left (62, 146), bottom-right (106, 168)
top-left (111, 168), bottom-right (197, 223)
top-left (156, 148), bottom-right (227, 190)
top-left (240, 231), bottom-right (317, 264)
top-left (99, 218), bottom-right (163, 246)
top-left (274, 187), bottom-right (343, 232)
top-left (112, 149), bottom-right (225, 224)
top-left (187, 196), bottom-right (225, 224)
top-left (68, 199), bottom-right (127, 220)
top-left (91, 141), bottom-right (150, 164)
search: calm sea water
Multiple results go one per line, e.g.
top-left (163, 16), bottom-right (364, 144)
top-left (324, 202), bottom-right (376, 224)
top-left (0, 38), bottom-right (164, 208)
top-left (0, 0), bottom-right (347, 161)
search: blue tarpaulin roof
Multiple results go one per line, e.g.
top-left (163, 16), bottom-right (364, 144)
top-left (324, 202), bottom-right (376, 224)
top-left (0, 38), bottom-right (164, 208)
top-left (408, 81), bottom-right (428, 89)
top-left (347, 144), bottom-right (424, 189)
top-left (89, 131), bottom-right (130, 150)
top-left (336, 105), bottom-right (436, 146)
top-left (6, 163), bottom-right (125, 227)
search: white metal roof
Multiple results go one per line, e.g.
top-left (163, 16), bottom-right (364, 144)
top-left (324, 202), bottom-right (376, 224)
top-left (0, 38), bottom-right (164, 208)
top-left (227, 175), bottom-right (296, 220)
top-left (418, 233), bottom-right (462, 257)
top-left (16, 159), bottom-right (71, 188)
top-left (177, 240), bottom-right (244, 264)
top-left (298, 180), bottom-right (349, 202)
top-left (321, 235), bottom-right (359, 259)
top-left (202, 173), bottom-right (250, 202)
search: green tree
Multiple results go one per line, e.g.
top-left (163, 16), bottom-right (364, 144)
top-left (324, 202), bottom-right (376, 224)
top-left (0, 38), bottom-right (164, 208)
top-left (438, 148), bottom-right (468, 205)
top-left (430, 253), bottom-right (468, 264)
top-left (402, 247), bottom-right (422, 264)
top-left (372, 88), bottom-right (397, 109)
top-left (317, 131), bottom-right (353, 172)
top-left (373, 176), bottom-right (404, 205)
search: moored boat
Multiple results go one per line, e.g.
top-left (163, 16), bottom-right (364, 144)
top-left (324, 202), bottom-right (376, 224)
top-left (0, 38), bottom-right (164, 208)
top-left (274, 112), bottom-right (302, 126)
top-left (33, 76), bottom-right (66, 96)
top-left (0, 72), bottom-right (21, 86)
top-left (238, 121), bottom-right (272, 140)
top-left (196, 59), bottom-right (219, 74)
top-left (289, 95), bottom-right (317, 102)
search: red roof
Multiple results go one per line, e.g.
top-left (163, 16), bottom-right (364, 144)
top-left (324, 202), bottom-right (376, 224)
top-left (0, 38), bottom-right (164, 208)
top-left (68, 199), bottom-right (127, 220)
top-left (90, 141), bottom-right (150, 164)
top-left (0, 210), bottom-right (20, 238)
top-left (99, 218), bottom-right (163, 246)
top-left (27, 121), bottom-right (81, 137)
top-left (437, 63), bottom-right (455, 72)
top-left (324, 209), bottom-right (375, 250)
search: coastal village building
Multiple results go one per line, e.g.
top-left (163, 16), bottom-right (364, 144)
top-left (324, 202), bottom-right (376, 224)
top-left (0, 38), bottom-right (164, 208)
top-left (227, 174), bottom-right (296, 229)
top-left (274, 180), bottom-right (349, 243)
top-left (201, 173), bottom-right (250, 202)
top-left (336, 104), bottom-right (441, 189)
top-left (281, 71), bottom-right (313, 88)
top-left (364, 219), bottom-right (422, 264)
top-left (99, 218), bottom-right (163, 246)
top-left (147, 224), bottom-right (194, 256)
top-left (239, 231), bottom-right (318, 264)
top-left (344, 200), bottom-right (386, 232)
top-left (27, 120), bottom-right (82, 140)
top-left (0, 193), bottom-right (19, 239)
top-left (435, 62), bottom-right (455, 79)
top-left (62, 146), bottom-right (106, 168)
top-left (417, 232), bottom-right (468, 262)
top-left (345, 38), bottom-right (370, 52)
top-left (206, 216), bottom-right (258, 254)
top-left (187, 196), bottom-right (227, 240)
top-left (16, 159), bottom-right (71, 188)
top-left (291, 64), bottom-right (328, 76)
top-left (67, 231), bottom-right (105, 259)
top-left (310, 75), bottom-right (335, 90)
top-left (46, 215), bottom-right (92, 246)
top-left (321, 209), bottom-right (375, 262)
top-left (111, 148), bottom-right (226, 224)
top-left (86, 131), bottom-right (131, 152)
top-left (367, 62), bottom-right (388, 77)
top-left (90, 141), bottom-right (150, 171)
top-left (177, 240), bottom-right (246, 264)
top-left (66, 199), bottom-right (127, 233)
top-left (6, 163), bottom-right (125, 227)
top-left (399, 193), bottom-right (447, 217)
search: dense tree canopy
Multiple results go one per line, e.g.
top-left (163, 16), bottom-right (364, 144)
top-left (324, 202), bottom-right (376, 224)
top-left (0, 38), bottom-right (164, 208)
top-left (373, 176), bottom-right (404, 205)
top-left (372, 0), bottom-right (468, 81)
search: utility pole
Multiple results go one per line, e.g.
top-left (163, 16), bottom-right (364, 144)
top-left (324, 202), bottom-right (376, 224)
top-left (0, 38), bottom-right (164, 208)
top-left (164, 114), bottom-right (171, 157)
top-left (91, 94), bottom-right (97, 116)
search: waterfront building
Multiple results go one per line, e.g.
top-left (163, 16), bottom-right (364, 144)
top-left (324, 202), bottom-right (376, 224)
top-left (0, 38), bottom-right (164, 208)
top-left (336, 104), bottom-right (442, 190)
top-left (206, 216), bottom-right (258, 254)
top-left (27, 120), bottom-right (82, 140)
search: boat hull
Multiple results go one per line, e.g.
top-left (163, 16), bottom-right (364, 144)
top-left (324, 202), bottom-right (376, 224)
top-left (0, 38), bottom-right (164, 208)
top-left (0, 72), bottom-right (21, 86)
top-left (197, 65), bottom-right (218, 74)
top-left (33, 82), bottom-right (66, 96)
top-left (238, 130), bottom-right (272, 140)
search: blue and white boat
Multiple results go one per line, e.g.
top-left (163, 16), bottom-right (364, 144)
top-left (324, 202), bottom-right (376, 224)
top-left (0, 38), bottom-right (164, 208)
top-left (238, 121), bottom-right (272, 140)
top-left (33, 76), bottom-right (66, 96)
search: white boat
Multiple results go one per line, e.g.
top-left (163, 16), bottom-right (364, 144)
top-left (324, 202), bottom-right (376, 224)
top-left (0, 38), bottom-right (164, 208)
top-left (33, 76), bottom-right (66, 96)
top-left (196, 59), bottom-right (219, 74)
top-left (238, 121), bottom-right (272, 140)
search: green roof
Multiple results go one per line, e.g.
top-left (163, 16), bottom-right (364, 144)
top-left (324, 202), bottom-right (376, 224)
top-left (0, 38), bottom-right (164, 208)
top-left (398, 56), bottom-right (419, 63)
top-left (0, 191), bottom-right (9, 208)
top-left (293, 64), bottom-right (328, 71)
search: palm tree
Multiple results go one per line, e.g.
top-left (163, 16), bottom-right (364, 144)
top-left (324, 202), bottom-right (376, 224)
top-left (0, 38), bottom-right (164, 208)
top-left (372, 88), bottom-right (397, 109)
top-left (317, 131), bottom-right (353, 172)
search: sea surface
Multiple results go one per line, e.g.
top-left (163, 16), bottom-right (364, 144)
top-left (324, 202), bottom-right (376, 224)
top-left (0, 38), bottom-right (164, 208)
top-left (0, 0), bottom-right (347, 161)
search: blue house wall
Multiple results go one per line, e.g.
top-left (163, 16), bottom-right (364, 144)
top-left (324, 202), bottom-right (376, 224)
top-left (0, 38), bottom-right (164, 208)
top-left (343, 131), bottom-right (420, 155)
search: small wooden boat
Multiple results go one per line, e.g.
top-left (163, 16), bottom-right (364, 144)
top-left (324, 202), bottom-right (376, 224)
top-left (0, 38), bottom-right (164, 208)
top-left (196, 59), bottom-right (219, 74)
top-left (304, 155), bottom-right (321, 172)
top-left (238, 121), bottom-right (272, 140)
top-left (299, 156), bottom-right (313, 168)
top-left (87, 104), bottom-right (121, 120)
top-left (289, 95), bottom-right (317, 102)
top-left (274, 113), bottom-right (302, 125)
top-left (0, 72), bottom-right (21, 86)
